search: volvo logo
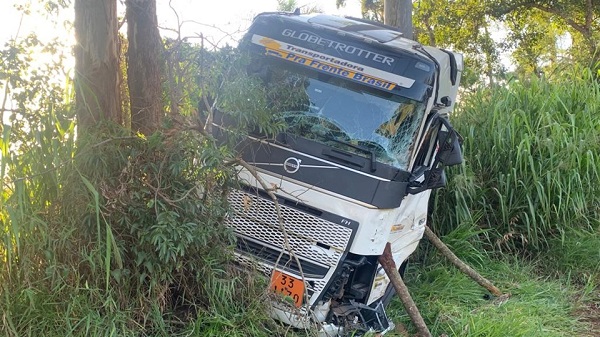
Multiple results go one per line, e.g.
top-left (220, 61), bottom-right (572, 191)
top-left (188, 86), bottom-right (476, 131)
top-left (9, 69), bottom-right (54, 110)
top-left (283, 157), bottom-right (301, 174)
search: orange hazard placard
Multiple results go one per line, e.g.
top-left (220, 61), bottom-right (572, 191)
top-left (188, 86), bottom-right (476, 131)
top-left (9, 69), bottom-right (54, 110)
top-left (270, 270), bottom-right (305, 308)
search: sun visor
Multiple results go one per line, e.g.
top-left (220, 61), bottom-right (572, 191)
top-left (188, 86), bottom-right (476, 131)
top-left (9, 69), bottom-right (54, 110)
top-left (245, 16), bottom-right (436, 101)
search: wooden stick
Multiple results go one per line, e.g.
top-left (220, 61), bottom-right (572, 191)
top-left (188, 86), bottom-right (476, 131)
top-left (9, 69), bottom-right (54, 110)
top-left (378, 243), bottom-right (432, 337)
top-left (424, 226), bottom-right (503, 297)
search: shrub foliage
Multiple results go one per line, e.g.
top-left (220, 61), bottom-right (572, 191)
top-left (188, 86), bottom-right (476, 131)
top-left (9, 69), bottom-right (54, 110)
top-left (433, 67), bottom-right (600, 252)
top-left (2, 116), bottom-right (285, 335)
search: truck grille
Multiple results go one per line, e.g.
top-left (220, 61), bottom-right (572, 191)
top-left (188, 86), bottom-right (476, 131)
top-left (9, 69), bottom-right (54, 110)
top-left (236, 237), bottom-right (329, 278)
top-left (226, 188), bottom-right (355, 302)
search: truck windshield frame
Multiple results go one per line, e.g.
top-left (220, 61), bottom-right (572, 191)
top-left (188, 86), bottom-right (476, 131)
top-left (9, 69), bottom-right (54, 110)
top-left (252, 59), bottom-right (428, 171)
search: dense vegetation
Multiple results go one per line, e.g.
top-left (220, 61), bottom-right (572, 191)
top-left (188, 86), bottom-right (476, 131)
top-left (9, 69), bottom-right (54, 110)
top-left (1, 0), bottom-right (599, 336)
top-left (407, 66), bottom-right (600, 337)
top-left (434, 67), bottom-right (600, 252)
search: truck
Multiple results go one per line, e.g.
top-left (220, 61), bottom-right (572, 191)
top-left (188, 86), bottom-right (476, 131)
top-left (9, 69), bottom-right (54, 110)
top-left (213, 11), bottom-right (464, 336)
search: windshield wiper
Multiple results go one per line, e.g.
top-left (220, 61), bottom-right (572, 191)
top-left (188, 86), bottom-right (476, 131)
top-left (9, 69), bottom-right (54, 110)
top-left (324, 137), bottom-right (377, 172)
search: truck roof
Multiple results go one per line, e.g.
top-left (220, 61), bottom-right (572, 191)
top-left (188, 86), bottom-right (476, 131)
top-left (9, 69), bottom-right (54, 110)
top-left (249, 12), bottom-right (463, 111)
top-left (253, 13), bottom-right (422, 57)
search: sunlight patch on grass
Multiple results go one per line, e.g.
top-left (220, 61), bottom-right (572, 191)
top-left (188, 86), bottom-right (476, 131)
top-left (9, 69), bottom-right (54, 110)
top-left (385, 254), bottom-right (586, 337)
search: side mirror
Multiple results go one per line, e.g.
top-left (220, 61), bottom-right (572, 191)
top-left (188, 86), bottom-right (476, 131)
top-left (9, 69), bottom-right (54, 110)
top-left (406, 115), bottom-right (462, 195)
top-left (436, 118), bottom-right (463, 166)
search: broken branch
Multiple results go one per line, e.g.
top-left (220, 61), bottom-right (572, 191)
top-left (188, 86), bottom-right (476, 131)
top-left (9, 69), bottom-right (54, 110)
top-left (424, 225), bottom-right (503, 297)
top-left (378, 243), bottom-right (432, 337)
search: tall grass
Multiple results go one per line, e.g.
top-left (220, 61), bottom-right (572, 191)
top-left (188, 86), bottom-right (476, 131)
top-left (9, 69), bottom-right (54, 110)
top-left (432, 66), bottom-right (600, 254)
top-left (0, 111), bottom-right (281, 336)
top-left (0, 36), bottom-right (305, 337)
top-left (386, 254), bottom-right (588, 337)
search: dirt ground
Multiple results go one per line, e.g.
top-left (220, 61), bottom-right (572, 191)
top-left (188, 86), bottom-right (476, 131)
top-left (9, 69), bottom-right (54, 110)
top-left (578, 293), bottom-right (600, 336)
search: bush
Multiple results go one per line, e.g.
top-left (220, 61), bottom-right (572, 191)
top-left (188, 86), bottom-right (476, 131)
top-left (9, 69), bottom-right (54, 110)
top-left (0, 119), bottom-right (280, 336)
top-left (432, 66), bottom-right (600, 252)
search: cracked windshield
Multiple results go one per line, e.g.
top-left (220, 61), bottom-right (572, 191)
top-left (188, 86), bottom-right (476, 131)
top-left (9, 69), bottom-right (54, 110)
top-left (262, 65), bottom-right (426, 171)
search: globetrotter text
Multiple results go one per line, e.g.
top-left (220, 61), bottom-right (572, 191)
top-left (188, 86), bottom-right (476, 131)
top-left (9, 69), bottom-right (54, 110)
top-left (281, 29), bottom-right (395, 66)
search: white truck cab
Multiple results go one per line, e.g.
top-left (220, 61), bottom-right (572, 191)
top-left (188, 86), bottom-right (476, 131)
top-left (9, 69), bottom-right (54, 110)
top-left (214, 12), bottom-right (463, 336)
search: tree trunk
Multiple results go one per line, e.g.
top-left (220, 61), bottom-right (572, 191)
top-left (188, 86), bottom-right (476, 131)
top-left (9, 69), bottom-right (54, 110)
top-left (378, 243), bottom-right (431, 337)
top-left (74, 0), bottom-right (122, 130)
top-left (384, 0), bottom-right (413, 40)
top-left (126, 0), bottom-right (163, 135)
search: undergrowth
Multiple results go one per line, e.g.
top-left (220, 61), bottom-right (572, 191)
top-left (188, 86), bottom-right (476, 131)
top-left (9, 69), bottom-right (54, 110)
top-left (432, 65), bottom-right (600, 256)
top-left (384, 220), bottom-right (598, 337)
top-left (387, 252), bottom-right (587, 337)
top-left (410, 65), bottom-right (600, 336)
top-left (0, 117), bottom-right (284, 336)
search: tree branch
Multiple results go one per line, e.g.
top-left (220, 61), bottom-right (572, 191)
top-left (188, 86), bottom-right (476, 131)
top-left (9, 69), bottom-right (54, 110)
top-left (489, 1), bottom-right (535, 17)
top-left (490, 1), bottom-right (597, 55)
top-left (529, 3), bottom-right (590, 39)
top-left (378, 243), bottom-right (431, 337)
top-left (584, 0), bottom-right (593, 32)
top-left (235, 158), bottom-right (316, 323)
top-left (424, 226), bottom-right (503, 297)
